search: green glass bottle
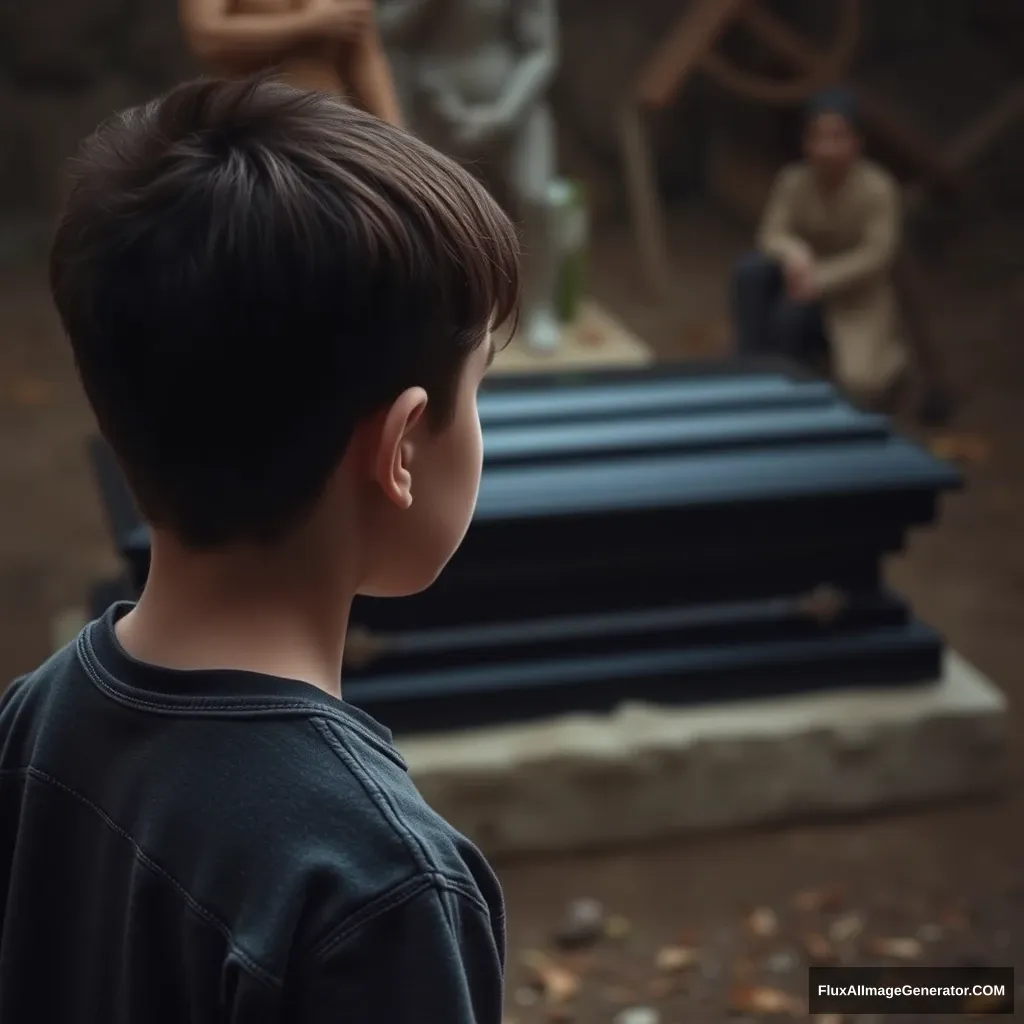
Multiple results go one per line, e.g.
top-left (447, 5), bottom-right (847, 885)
top-left (547, 178), bottom-right (587, 325)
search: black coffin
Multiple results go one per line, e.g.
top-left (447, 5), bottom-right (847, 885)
top-left (88, 362), bottom-right (961, 733)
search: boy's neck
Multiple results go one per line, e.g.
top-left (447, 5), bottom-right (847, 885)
top-left (115, 533), bottom-right (355, 698)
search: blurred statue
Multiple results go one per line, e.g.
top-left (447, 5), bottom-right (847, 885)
top-left (180, 0), bottom-right (403, 126)
top-left (383, 0), bottom-right (561, 352)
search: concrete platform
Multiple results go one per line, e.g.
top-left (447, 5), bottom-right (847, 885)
top-left (492, 299), bottom-right (654, 374)
top-left (400, 653), bottom-right (1009, 858)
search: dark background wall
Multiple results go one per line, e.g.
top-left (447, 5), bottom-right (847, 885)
top-left (1, 0), bottom-right (1024, 219)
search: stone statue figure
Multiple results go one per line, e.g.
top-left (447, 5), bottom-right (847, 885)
top-left (381, 0), bottom-right (562, 352)
top-left (180, 0), bottom-right (404, 126)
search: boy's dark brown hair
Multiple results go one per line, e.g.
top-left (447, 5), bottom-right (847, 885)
top-left (50, 76), bottom-right (520, 549)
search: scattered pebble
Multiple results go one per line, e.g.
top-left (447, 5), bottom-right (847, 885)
top-left (513, 987), bottom-right (539, 1007)
top-left (747, 907), bottom-right (779, 938)
top-left (766, 951), bottom-right (798, 974)
top-left (613, 1007), bottom-right (660, 1024)
top-left (555, 897), bottom-right (606, 949)
top-left (512, 880), bottom-right (1008, 1021)
top-left (654, 945), bottom-right (699, 972)
top-left (829, 913), bottom-right (865, 944)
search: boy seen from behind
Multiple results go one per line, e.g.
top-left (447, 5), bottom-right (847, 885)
top-left (0, 76), bottom-right (519, 1023)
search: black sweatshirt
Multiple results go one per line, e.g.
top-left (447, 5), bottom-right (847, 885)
top-left (0, 603), bottom-right (505, 1022)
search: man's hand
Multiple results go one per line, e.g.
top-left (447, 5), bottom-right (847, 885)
top-left (305, 0), bottom-right (372, 41)
top-left (783, 249), bottom-right (820, 303)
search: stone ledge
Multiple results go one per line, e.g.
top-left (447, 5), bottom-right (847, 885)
top-left (491, 300), bottom-right (653, 374)
top-left (399, 652), bottom-right (1008, 858)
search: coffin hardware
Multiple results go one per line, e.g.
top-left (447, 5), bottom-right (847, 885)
top-left (342, 583), bottom-right (850, 673)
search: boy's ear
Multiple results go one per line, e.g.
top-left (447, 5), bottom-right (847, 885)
top-left (371, 387), bottom-right (429, 509)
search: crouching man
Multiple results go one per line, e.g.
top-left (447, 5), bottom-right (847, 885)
top-left (732, 89), bottom-right (907, 405)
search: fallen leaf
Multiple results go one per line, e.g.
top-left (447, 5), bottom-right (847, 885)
top-left (729, 985), bottom-right (803, 1015)
top-left (864, 937), bottom-right (923, 962)
top-left (577, 326), bottom-right (605, 348)
top-left (520, 950), bottom-right (581, 1005)
top-left (604, 914), bottom-right (633, 940)
top-left (546, 1009), bottom-right (575, 1023)
top-left (795, 584), bottom-right (847, 623)
top-left (654, 945), bottom-right (699, 972)
top-left (746, 907), bottom-right (779, 938)
top-left (928, 433), bottom-right (990, 464)
top-left (828, 913), bottom-right (864, 944)
top-left (802, 932), bottom-right (838, 965)
top-left (793, 887), bottom-right (846, 913)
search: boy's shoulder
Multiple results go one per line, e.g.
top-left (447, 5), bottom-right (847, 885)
top-left (0, 616), bottom-right (503, 982)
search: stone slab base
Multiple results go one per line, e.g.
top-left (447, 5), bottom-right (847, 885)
top-left (399, 653), bottom-right (1009, 858)
top-left (492, 299), bottom-right (654, 374)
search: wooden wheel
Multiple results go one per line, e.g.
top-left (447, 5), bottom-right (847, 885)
top-left (701, 0), bottom-right (861, 106)
top-left (635, 0), bottom-right (862, 110)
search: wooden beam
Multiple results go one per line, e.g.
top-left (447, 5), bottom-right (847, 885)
top-left (904, 83), bottom-right (1024, 214)
top-left (617, 102), bottom-right (674, 296)
top-left (634, 0), bottom-right (748, 109)
top-left (943, 83), bottom-right (1024, 170)
top-left (737, 2), bottom-right (958, 191)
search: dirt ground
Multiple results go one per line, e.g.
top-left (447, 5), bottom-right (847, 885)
top-left (1, 206), bottom-right (1022, 1020)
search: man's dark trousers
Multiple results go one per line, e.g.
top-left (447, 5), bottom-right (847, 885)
top-left (731, 251), bottom-right (829, 367)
